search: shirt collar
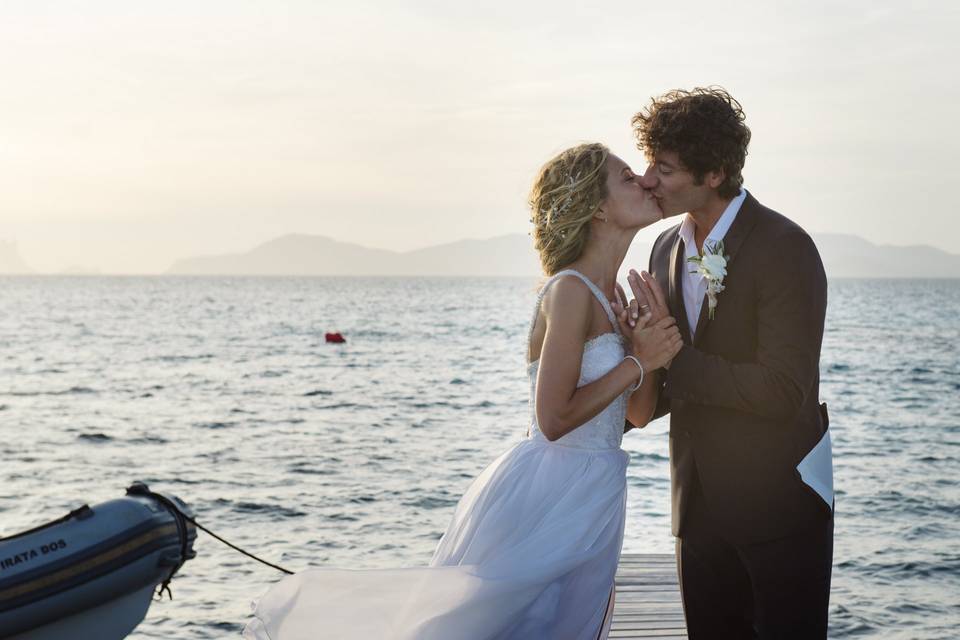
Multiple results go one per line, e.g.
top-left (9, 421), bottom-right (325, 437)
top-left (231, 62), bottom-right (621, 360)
top-left (676, 188), bottom-right (748, 249)
top-left (677, 212), bottom-right (697, 247)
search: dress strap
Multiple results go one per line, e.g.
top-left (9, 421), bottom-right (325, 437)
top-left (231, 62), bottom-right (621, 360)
top-left (527, 269), bottom-right (621, 351)
top-left (561, 270), bottom-right (620, 333)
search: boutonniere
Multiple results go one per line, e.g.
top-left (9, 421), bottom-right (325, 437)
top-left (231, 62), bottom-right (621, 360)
top-left (687, 240), bottom-right (729, 320)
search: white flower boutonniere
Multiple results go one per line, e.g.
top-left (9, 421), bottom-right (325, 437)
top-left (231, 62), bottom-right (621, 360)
top-left (687, 240), bottom-right (729, 320)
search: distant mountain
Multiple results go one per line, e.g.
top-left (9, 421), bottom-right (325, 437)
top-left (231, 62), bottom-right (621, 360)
top-left (168, 235), bottom-right (398, 276)
top-left (0, 241), bottom-right (33, 274)
top-left (814, 234), bottom-right (960, 278)
top-left (166, 232), bottom-right (960, 278)
top-left (394, 235), bottom-right (543, 276)
top-left (167, 233), bottom-right (549, 276)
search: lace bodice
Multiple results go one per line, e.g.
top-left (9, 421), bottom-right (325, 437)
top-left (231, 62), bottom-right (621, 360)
top-left (527, 270), bottom-right (628, 450)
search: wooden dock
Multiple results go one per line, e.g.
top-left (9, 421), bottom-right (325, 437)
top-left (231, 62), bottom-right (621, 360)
top-left (609, 553), bottom-right (687, 639)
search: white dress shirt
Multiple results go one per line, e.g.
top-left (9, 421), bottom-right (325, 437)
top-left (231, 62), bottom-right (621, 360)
top-left (676, 188), bottom-right (748, 338)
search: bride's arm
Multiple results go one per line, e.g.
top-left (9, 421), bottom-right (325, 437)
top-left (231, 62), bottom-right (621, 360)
top-left (535, 278), bottom-right (680, 441)
top-left (625, 370), bottom-right (661, 430)
top-left (534, 278), bottom-right (648, 442)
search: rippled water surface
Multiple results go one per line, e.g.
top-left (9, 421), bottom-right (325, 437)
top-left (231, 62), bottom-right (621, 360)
top-left (1, 276), bottom-right (958, 638)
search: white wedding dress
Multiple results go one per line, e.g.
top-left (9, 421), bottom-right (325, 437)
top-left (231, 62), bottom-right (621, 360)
top-left (244, 269), bottom-right (631, 640)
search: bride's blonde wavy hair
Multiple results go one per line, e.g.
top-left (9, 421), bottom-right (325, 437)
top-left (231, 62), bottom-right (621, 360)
top-left (528, 143), bottom-right (610, 275)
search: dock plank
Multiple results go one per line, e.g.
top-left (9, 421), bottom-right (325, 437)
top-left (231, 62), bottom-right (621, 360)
top-left (610, 554), bottom-right (687, 640)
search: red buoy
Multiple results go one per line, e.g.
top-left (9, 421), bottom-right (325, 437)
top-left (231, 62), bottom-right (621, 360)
top-left (325, 332), bottom-right (346, 344)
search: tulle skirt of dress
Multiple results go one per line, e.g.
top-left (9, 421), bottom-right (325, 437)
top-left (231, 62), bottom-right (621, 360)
top-left (243, 437), bottom-right (629, 640)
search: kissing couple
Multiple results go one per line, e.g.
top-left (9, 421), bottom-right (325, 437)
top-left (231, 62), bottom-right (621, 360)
top-left (245, 87), bottom-right (835, 640)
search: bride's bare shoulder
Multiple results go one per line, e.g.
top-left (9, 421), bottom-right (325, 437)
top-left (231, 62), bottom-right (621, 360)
top-left (540, 275), bottom-right (591, 322)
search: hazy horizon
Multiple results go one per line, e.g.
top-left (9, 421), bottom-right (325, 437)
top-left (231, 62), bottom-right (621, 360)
top-left (2, 1), bottom-right (958, 274)
top-left (4, 229), bottom-right (958, 278)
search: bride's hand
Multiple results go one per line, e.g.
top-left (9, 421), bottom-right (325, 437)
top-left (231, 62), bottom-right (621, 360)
top-left (612, 285), bottom-right (637, 328)
top-left (611, 302), bottom-right (682, 372)
top-left (626, 269), bottom-right (670, 325)
top-left (630, 315), bottom-right (683, 372)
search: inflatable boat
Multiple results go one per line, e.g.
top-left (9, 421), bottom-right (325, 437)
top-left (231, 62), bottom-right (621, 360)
top-left (0, 482), bottom-right (196, 640)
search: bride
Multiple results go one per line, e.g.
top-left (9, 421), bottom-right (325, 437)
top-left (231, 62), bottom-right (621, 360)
top-left (244, 143), bottom-right (682, 640)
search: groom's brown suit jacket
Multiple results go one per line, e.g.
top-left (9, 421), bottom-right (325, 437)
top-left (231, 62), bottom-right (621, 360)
top-left (647, 192), bottom-right (832, 545)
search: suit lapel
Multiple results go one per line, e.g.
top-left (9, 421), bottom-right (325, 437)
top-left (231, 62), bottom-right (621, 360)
top-left (716, 192), bottom-right (761, 268)
top-left (692, 193), bottom-right (762, 347)
top-left (668, 233), bottom-right (694, 345)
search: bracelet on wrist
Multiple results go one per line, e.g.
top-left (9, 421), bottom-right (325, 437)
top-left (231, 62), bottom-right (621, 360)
top-left (623, 355), bottom-right (645, 392)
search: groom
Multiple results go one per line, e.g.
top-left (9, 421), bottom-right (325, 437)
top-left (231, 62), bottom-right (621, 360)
top-left (628, 87), bottom-right (833, 639)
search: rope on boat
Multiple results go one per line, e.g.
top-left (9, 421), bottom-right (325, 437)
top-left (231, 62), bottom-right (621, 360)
top-left (126, 482), bottom-right (293, 602)
top-left (181, 514), bottom-right (294, 576)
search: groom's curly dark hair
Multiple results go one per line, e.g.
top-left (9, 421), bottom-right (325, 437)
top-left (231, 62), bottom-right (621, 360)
top-left (632, 86), bottom-right (751, 199)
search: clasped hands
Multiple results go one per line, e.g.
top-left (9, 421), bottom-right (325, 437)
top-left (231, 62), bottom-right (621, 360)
top-left (611, 269), bottom-right (683, 372)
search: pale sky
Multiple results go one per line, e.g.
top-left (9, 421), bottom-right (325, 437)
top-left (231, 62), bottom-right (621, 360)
top-left (2, 1), bottom-right (957, 273)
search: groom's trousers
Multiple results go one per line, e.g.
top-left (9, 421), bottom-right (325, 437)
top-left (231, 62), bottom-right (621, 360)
top-left (675, 478), bottom-right (834, 640)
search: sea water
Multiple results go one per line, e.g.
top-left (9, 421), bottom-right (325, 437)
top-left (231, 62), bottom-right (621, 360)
top-left (0, 276), bottom-right (957, 639)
